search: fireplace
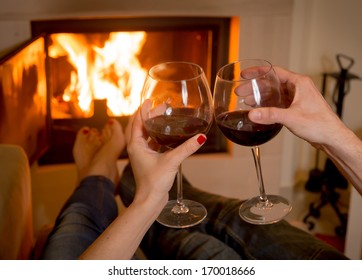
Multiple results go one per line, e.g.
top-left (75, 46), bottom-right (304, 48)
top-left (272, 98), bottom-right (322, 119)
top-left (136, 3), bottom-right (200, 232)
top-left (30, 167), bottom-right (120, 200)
top-left (0, 17), bottom-right (234, 164)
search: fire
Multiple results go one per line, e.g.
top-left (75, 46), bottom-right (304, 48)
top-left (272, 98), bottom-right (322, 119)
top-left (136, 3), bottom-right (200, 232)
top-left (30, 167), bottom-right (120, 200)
top-left (49, 32), bottom-right (147, 118)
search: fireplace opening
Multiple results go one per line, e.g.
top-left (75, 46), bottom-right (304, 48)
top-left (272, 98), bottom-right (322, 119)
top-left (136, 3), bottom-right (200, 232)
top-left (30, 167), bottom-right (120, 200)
top-left (1, 17), bottom-right (236, 165)
top-left (47, 29), bottom-right (213, 119)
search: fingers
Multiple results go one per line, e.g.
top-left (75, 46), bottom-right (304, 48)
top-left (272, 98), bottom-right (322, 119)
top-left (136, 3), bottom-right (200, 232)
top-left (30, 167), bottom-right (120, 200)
top-left (140, 99), bottom-right (167, 120)
top-left (249, 107), bottom-right (287, 125)
top-left (166, 134), bottom-right (207, 167)
top-left (239, 65), bottom-right (271, 79)
top-left (273, 66), bottom-right (299, 84)
top-left (234, 67), bottom-right (281, 108)
top-left (129, 108), bottom-right (148, 142)
top-left (127, 107), bottom-right (155, 159)
top-left (125, 111), bottom-right (137, 145)
top-left (235, 79), bottom-right (273, 96)
top-left (234, 80), bottom-right (276, 107)
top-left (234, 66), bottom-right (300, 104)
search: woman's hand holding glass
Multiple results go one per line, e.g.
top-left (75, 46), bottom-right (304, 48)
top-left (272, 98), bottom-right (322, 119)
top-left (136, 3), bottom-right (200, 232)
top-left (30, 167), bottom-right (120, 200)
top-left (139, 61), bottom-right (213, 228)
top-left (127, 108), bottom-right (208, 219)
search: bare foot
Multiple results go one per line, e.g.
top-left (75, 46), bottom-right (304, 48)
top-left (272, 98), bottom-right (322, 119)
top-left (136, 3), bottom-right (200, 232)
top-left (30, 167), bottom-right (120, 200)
top-left (85, 119), bottom-right (126, 184)
top-left (73, 127), bottom-right (102, 180)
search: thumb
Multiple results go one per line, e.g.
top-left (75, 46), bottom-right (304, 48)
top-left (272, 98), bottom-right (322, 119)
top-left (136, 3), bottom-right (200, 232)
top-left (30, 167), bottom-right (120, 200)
top-left (249, 107), bottom-right (286, 125)
top-left (167, 134), bottom-right (207, 166)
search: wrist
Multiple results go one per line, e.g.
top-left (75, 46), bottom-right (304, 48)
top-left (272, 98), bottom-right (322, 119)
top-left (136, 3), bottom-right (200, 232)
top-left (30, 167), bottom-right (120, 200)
top-left (132, 188), bottom-right (169, 216)
top-left (321, 123), bottom-right (360, 164)
top-left (321, 121), bottom-right (351, 153)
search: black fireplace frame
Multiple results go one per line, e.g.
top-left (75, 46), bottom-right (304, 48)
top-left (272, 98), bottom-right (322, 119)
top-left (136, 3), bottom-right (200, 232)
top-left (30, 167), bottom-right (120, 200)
top-left (23, 17), bottom-right (231, 164)
top-left (31, 16), bottom-right (231, 83)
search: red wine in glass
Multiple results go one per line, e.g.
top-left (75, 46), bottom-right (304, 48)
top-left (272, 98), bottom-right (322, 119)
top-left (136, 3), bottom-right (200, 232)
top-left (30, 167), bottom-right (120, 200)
top-left (145, 115), bottom-right (210, 149)
top-left (215, 110), bottom-right (282, 147)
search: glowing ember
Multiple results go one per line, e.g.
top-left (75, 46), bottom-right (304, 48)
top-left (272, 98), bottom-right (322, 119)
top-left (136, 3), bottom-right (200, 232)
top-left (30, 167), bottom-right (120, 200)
top-left (49, 32), bottom-right (147, 118)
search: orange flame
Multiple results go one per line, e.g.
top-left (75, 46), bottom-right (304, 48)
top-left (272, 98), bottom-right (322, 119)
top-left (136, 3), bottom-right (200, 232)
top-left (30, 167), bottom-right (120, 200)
top-left (49, 32), bottom-right (147, 118)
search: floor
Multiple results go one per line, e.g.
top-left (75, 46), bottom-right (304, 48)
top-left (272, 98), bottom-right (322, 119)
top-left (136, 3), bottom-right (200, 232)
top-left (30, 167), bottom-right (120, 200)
top-left (284, 180), bottom-right (351, 253)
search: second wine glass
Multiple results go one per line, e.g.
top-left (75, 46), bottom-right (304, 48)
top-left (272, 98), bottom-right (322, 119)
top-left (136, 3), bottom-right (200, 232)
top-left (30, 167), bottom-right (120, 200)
top-left (213, 59), bottom-right (292, 224)
top-left (140, 61), bottom-right (213, 228)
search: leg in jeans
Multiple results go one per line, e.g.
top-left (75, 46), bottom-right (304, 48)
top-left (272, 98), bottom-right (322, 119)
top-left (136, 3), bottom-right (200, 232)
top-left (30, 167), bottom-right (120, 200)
top-left (181, 178), bottom-right (348, 260)
top-left (42, 120), bottom-right (126, 259)
top-left (140, 226), bottom-right (241, 259)
top-left (118, 163), bottom-right (348, 260)
top-left (41, 176), bottom-right (118, 259)
top-left (118, 163), bottom-right (241, 259)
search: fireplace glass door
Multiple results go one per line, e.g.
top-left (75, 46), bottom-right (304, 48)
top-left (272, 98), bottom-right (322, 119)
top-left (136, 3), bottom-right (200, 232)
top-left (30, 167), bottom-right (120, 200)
top-left (1, 17), bottom-right (232, 164)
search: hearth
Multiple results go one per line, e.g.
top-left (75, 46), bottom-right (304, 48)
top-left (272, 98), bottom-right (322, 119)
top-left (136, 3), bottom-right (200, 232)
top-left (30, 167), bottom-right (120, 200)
top-left (1, 17), bottom-right (234, 164)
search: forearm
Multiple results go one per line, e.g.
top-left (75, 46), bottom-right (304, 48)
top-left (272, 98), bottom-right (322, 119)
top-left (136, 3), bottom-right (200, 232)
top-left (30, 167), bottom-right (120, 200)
top-left (79, 194), bottom-right (166, 260)
top-left (321, 126), bottom-right (362, 195)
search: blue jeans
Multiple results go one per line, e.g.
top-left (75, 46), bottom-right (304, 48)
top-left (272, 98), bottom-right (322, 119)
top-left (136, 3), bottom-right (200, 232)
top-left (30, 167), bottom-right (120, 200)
top-left (40, 176), bottom-right (118, 259)
top-left (41, 165), bottom-right (348, 260)
top-left (41, 175), bottom-right (239, 260)
top-left (118, 164), bottom-right (348, 260)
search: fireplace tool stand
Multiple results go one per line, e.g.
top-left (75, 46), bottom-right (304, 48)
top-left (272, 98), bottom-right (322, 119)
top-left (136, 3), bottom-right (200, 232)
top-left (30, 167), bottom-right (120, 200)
top-left (303, 54), bottom-right (361, 237)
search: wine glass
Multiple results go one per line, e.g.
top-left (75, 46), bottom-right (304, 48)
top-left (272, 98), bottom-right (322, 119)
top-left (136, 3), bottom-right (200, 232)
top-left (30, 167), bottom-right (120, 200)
top-left (140, 61), bottom-right (213, 228)
top-left (213, 59), bottom-right (292, 224)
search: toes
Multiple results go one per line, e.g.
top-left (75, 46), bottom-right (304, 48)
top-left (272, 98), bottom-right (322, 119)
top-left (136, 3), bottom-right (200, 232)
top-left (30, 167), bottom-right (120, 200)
top-left (81, 127), bottom-right (90, 135)
top-left (73, 126), bottom-right (102, 157)
top-left (74, 127), bottom-right (90, 148)
top-left (102, 121), bottom-right (112, 141)
top-left (77, 126), bottom-right (90, 138)
top-left (89, 128), bottom-right (102, 146)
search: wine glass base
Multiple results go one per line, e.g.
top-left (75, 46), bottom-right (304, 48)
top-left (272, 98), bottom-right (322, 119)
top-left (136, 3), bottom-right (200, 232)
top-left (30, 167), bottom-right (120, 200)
top-left (239, 195), bottom-right (292, 225)
top-left (156, 199), bottom-right (207, 228)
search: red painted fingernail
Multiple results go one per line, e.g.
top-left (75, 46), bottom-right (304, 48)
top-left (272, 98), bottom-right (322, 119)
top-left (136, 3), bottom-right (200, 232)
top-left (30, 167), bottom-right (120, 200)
top-left (82, 128), bottom-right (89, 135)
top-left (197, 135), bottom-right (206, 145)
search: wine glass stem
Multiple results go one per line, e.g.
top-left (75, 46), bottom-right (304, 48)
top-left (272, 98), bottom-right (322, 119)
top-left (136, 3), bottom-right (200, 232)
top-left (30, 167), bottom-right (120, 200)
top-left (251, 146), bottom-right (268, 203)
top-left (172, 164), bottom-right (189, 214)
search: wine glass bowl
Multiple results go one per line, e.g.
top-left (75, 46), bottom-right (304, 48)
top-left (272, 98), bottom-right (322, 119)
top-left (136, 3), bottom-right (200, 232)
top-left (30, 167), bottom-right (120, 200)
top-left (140, 61), bottom-right (213, 228)
top-left (213, 59), bottom-right (292, 224)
